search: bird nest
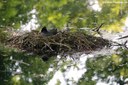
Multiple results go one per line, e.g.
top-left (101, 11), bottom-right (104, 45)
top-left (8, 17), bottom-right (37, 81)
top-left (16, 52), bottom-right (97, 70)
top-left (7, 30), bottom-right (110, 60)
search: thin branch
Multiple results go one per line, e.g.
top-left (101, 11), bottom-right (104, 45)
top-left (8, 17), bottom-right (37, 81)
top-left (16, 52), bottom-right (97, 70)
top-left (11, 59), bottom-right (30, 66)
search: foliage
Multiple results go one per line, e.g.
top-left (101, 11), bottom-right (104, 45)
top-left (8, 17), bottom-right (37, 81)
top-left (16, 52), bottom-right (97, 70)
top-left (35, 0), bottom-right (128, 31)
top-left (0, 0), bottom-right (128, 85)
top-left (7, 29), bottom-right (110, 61)
top-left (36, 0), bottom-right (89, 29)
top-left (0, 28), bottom-right (8, 43)
top-left (98, 0), bottom-right (128, 32)
top-left (78, 48), bottom-right (128, 85)
top-left (0, 0), bottom-right (128, 31)
top-left (0, 0), bottom-right (38, 28)
top-left (0, 44), bottom-right (55, 85)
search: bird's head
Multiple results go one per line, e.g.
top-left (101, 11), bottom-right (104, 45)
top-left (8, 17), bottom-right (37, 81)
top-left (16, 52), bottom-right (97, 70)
top-left (41, 26), bottom-right (48, 33)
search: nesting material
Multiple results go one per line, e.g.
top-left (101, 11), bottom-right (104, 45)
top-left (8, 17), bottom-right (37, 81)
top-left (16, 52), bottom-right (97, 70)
top-left (7, 30), bottom-right (110, 60)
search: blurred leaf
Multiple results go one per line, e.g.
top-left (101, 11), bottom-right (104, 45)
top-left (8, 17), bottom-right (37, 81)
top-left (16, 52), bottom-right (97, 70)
top-left (0, 2), bottom-right (3, 9)
top-left (112, 54), bottom-right (121, 65)
top-left (6, 8), bottom-right (18, 18)
top-left (11, 75), bottom-right (21, 85)
top-left (104, 23), bottom-right (123, 32)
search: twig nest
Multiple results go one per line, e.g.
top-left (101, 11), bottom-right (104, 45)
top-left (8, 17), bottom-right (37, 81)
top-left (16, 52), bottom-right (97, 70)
top-left (7, 30), bottom-right (110, 60)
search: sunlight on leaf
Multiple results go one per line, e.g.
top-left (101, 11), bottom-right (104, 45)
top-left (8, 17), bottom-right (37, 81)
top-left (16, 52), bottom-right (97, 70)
top-left (11, 75), bottom-right (21, 85)
top-left (48, 16), bottom-right (54, 21)
top-left (13, 23), bottom-right (21, 29)
top-left (120, 68), bottom-right (125, 77)
top-left (111, 4), bottom-right (120, 15)
top-left (103, 23), bottom-right (123, 32)
top-left (48, 13), bottom-right (62, 22)
top-left (0, 2), bottom-right (3, 9)
top-left (112, 54), bottom-right (121, 65)
top-left (56, 79), bottom-right (61, 85)
top-left (120, 68), bottom-right (128, 77)
top-left (6, 8), bottom-right (17, 18)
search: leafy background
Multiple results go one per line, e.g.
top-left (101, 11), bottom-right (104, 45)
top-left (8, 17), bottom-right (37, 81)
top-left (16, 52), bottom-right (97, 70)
top-left (0, 0), bottom-right (128, 85)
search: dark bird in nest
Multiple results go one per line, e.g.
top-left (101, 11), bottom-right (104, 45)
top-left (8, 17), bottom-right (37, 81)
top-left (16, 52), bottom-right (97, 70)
top-left (41, 26), bottom-right (57, 36)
